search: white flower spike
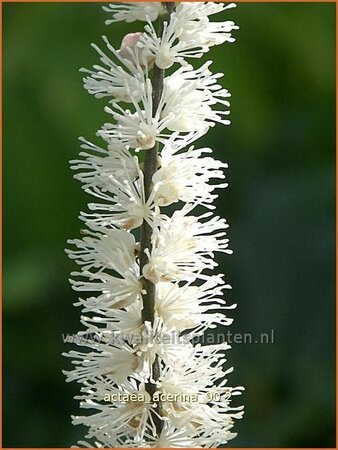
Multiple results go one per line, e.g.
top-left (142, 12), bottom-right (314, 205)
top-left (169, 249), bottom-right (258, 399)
top-left (65, 2), bottom-right (243, 448)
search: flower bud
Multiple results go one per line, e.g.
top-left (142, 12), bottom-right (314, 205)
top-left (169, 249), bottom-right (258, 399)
top-left (118, 32), bottom-right (155, 69)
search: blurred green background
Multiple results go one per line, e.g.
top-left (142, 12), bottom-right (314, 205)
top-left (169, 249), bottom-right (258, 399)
top-left (3, 2), bottom-right (335, 448)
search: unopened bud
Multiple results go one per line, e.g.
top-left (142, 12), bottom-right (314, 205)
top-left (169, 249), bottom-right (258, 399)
top-left (118, 32), bottom-right (154, 70)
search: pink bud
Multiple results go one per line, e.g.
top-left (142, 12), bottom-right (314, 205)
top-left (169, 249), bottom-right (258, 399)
top-left (121, 32), bottom-right (142, 50)
top-left (118, 32), bottom-right (154, 69)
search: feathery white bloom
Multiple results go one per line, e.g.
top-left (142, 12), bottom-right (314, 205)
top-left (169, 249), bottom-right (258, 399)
top-left (72, 140), bottom-right (149, 231)
top-left (71, 138), bottom-right (138, 190)
top-left (152, 344), bottom-right (243, 448)
top-left (98, 62), bottom-right (230, 149)
top-left (140, 16), bottom-right (206, 70)
top-left (65, 2), bottom-right (242, 448)
top-left (67, 229), bottom-right (141, 309)
top-left (174, 2), bottom-right (239, 47)
top-left (143, 208), bottom-right (232, 283)
top-left (79, 299), bottom-right (143, 336)
top-left (155, 277), bottom-right (234, 334)
top-left (80, 275), bottom-right (233, 338)
top-left (103, 2), bottom-right (164, 24)
top-left (162, 62), bottom-right (231, 132)
top-left (140, 3), bottom-right (238, 69)
top-left (73, 378), bottom-right (158, 444)
top-left (144, 423), bottom-right (201, 448)
top-left (98, 78), bottom-right (172, 150)
top-left (153, 136), bottom-right (228, 207)
top-left (134, 318), bottom-right (192, 376)
top-left (63, 339), bottom-right (139, 384)
top-left (80, 168), bottom-right (151, 230)
top-left (81, 36), bottom-right (144, 102)
top-left (71, 139), bottom-right (155, 229)
top-left (71, 268), bottom-right (141, 311)
top-left (67, 228), bottom-right (137, 273)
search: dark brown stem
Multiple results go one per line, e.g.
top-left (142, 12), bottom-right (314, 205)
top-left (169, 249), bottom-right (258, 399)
top-left (139, 2), bottom-right (174, 437)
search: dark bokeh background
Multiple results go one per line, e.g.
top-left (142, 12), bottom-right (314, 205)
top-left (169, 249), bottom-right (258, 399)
top-left (3, 2), bottom-right (335, 447)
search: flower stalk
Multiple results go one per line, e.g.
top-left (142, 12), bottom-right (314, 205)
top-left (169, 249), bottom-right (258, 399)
top-left (140, 4), bottom-right (175, 433)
